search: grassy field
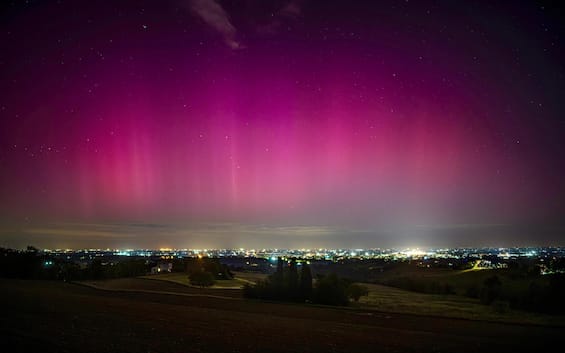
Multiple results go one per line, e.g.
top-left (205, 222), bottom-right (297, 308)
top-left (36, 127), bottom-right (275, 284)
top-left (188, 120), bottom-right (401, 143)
top-left (358, 282), bottom-right (565, 326)
top-left (132, 266), bottom-right (565, 327)
top-left (373, 262), bottom-right (551, 298)
top-left (81, 277), bottom-right (243, 298)
top-left (85, 275), bottom-right (565, 327)
top-left (232, 271), bottom-right (269, 283)
top-left (140, 271), bottom-right (267, 289)
top-left (1, 278), bottom-right (562, 353)
top-left (447, 268), bottom-right (550, 297)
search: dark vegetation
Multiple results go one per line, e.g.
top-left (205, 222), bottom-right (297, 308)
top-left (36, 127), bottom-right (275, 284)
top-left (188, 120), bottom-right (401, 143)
top-left (0, 247), bottom-right (150, 281)
top-left (2, 247), bottom-right (565, 314)
top-left (185, 257), bottom-right (233, 278)
top-left (306, 257), bottom-right (474, 283)
top-left (300, 257), bottom-right (565, 314)
top-left (243, 257), bottom-right (369, 306)
top-left (0, 248), bottom-right (234, 286)
top-left (185, 257), bottom-right (234, 287)
top-left (189, 270), bottom-right (216, 287)
top-left (371, 261), bottom-right (565, 314)
top-left (463, 273), bottom-right (565, 314)
top-left (383, 276), bottom-right (456, 295)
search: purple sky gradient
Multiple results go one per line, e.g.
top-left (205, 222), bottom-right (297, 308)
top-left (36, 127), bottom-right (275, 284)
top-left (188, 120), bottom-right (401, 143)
top-left (1, 0), bottom-right (564, 248)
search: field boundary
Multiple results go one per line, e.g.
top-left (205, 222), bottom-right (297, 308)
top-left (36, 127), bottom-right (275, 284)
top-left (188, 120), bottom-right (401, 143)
top-left (72, 280), bottom-right (242, 301)
top-left (70, 279), bottom-right (565, 328)
top-left (139, 273), bottom-right (245, 289)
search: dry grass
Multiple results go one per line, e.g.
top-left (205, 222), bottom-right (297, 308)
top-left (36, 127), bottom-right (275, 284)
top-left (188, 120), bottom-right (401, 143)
top-left (359, 282), bottom-right (565, 326)
top-left (140, 271), bottom-right (267, 289)
top-left (1, 279), bottom-right (562, 353)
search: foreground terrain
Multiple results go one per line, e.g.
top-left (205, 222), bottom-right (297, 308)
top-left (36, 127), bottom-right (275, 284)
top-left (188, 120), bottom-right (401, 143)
top-left (1, 278), bottom-right (561, 353)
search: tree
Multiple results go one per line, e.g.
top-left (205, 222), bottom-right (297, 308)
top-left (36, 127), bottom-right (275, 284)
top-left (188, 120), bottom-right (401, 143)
top-left (313, 273), bottom-right (349, 306)
top-left (185, 257), bottom-right (234, 280)
top-left (243, 267), bottom-right (358, 307)
top-left (89, 259), bottom-right (105, 280)
top-left (26, 245), bottom-right (39, 253)
top-left (299, 263), bottom-right (313, 300)
top-left (480, 275), bottom-right (502, 304)
top-left (287, 258), bottom-right (299, 295)
top-left (189, 271), bottom-right (215, 287)
top-left (276, 257), bottom-right (284, 276)
top-left (347, 283), bottom-right (369, 302)
top-left (272, 257), bottom-right (284, 290)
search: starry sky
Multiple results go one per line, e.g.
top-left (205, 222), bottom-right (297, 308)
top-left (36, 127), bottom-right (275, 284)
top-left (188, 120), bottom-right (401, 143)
top-left (1, 0), bottom-right (565, 249)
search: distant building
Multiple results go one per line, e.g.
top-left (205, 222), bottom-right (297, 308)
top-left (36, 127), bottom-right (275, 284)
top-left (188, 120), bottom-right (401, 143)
top-left (151, 262), bottom-right (172, 274)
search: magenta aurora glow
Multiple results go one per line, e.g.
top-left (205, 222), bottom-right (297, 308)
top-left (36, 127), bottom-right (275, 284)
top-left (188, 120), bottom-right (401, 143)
top-left (1, 1), bottom-right (564, 249)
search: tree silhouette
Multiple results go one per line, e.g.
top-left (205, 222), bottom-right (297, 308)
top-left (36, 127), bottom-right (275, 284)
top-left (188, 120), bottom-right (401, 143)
top-left (189, 271), bottom-right (215, 287)
top-left (347, 283), bottom-right (369, 302)
top-left (287, 258), bottom-right (299, 298)
top-left (272, 257), bottom-right (284, 289)
top-left (299, 263), bottom-right (313, 300)
top-left (480, 275), bottom-right (502, 304)
top-left (313, 273), bottom-right (349, 306)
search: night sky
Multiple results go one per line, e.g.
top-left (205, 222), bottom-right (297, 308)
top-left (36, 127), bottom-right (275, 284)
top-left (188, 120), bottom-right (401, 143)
top-left (1, 0), bottom-right (564, 249)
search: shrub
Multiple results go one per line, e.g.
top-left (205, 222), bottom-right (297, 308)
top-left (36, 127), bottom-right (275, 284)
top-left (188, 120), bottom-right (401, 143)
top-left (347, 283), bottom-right (369, 302)
top-left (491, 300), bottom-right (510, 314)
top-left (313, 273), bottom-right (349, 306)
top-left (479, 275), bottom-right (502, 305)
top-left (189, 271), bottom-right (215, 287)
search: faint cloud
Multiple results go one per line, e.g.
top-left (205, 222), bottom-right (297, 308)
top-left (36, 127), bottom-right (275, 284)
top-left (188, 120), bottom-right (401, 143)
top-left (22, 222), bottom-right (170, 238)
top-left (4, 220), bottom-right (565, 250)
top-left (256, 0), bottom-right (304, 35)
top-left (172, 222), bottom-right (336, 238)
top-left (413, 223), bottom-right (508, 230)
top-left (23, 226), bottom-right (137, 239)
top-left (186, 0), bottom-right (304, 49)
top-left (281, 0), bottom-right (302, 18)
top-left (17, 221), bottom-right (339, 249)
top-left (187, 0), bottom-right (243, 50)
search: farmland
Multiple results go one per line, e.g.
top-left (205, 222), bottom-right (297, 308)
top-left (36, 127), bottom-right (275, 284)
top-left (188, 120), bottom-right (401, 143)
top-left (86, 274), bottom-right (565, 326)
top-left (138, 271), bottom-right (267, 289)
top-left (1, 278), bottom-right (563, 353)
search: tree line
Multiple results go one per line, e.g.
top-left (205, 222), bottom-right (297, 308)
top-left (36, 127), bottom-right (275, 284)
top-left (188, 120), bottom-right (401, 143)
top-left (243, 257), bottom-right (368, 306)
top-left (464, 274), bottom-right (565, 314)
top-left (185, 257), bottom-right (234, 287)
top-left (0, 247), bottom-right (151, 281)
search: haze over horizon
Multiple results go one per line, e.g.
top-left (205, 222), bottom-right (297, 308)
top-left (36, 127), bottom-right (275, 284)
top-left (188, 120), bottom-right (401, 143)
top-left (1, 0), bottom-right (565, 249)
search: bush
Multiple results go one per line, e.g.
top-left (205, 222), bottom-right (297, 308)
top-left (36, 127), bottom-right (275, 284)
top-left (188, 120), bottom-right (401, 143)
top-left (243, 259), bottom-right (314, 302)
top-left (479, 275), bottom-right (502, 305)
top-left (242, 259), bottom-right (365, 307)
top-left (491, 300), bottom-right (510, 314)
top-left (189, 271), bottom-right (215, 287)
top-left (185, 258), bottom-right (234, 280)
top-left (347, 283), bottom-right (369, 302)
top-left (313, 273), bottom-right (349, 306)
top-left (465, 284), bottom-right (480, 298)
